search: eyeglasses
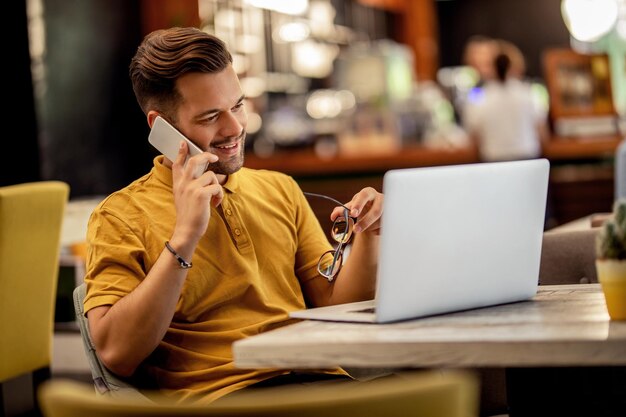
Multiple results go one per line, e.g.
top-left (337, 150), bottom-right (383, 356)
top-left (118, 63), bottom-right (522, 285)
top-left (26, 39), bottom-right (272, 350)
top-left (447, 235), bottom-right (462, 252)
top-left (303, 192), bottom-right (357, 282)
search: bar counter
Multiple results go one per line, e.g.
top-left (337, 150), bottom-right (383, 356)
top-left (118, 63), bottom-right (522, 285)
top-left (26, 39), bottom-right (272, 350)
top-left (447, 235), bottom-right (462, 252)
top-left (243, 135), bottom-right (622, 177)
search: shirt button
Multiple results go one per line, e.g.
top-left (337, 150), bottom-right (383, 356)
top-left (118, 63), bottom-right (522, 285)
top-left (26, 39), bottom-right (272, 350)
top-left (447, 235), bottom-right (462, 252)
top-left (234, 228), bottom-right (241, 236)
top-left (226, 208), bottom-right (232, 216)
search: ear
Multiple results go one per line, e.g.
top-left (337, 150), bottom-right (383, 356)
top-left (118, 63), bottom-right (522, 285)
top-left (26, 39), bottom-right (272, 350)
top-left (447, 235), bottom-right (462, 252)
top-left (147, 111), bottom-right (160, 128)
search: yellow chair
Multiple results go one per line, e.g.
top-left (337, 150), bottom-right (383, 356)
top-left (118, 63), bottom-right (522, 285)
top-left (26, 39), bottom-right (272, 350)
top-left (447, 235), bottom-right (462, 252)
top-left (38, 370), bottom-right (479, 417)
top-left (0, 181), bottom-right (70, 412)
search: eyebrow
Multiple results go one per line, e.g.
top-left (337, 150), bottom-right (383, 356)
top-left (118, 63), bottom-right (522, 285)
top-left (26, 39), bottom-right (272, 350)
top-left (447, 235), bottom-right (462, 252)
top-left (196, 95), bottom-right (246, 119)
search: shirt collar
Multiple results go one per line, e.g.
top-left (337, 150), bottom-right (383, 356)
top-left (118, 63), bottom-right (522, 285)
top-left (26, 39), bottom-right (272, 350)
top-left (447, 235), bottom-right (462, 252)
top-left (222, 170), bottom-right (239, 194)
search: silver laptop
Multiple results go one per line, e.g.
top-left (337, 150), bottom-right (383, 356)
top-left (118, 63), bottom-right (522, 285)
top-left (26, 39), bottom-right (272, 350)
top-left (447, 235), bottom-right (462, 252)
top-left (290, 158), bottom-right (550, 323)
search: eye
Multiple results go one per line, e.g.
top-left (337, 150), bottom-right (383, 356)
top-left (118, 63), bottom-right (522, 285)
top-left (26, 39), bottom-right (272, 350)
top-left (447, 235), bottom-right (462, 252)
top-left (202, 113), bottom-right (220, 124)
top-left (232, 102), bottom-right (245, 112)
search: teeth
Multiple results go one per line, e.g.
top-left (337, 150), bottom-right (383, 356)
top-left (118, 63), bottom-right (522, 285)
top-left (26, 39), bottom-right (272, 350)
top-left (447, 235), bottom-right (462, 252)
top-left (215, 142), bottom-right (237, 149)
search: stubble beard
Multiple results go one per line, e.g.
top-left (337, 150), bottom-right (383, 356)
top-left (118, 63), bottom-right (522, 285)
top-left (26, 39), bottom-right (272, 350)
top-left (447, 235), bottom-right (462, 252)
top-left (207, 133), bottom-right (246, 175)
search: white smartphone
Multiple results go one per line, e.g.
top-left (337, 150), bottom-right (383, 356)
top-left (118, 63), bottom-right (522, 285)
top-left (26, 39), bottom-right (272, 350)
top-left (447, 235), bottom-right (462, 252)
top-left (148, 115), bottom-right (208, 177)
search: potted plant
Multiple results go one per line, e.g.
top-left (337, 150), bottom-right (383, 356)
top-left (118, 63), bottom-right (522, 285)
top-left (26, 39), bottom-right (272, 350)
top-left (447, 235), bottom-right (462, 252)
top-left (595, 198), bottom-right (626, 320)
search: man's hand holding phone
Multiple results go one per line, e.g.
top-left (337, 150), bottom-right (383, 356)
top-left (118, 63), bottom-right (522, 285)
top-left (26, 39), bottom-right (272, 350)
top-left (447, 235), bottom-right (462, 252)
top-left (171, 141), bottom-right (223, 243)
top-left (149, 116), bottom-right (210, 179)
top-left (148, 115), bottom-right (224, 242)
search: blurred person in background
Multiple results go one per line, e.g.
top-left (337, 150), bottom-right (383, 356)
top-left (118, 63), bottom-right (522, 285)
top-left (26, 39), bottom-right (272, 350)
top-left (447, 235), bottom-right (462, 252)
top-left (462, 35), bottom-right (498, 87)
top-left (497, 39), bottom-right (526, 80)
top-left (461, 40), bottom-right (549, 162)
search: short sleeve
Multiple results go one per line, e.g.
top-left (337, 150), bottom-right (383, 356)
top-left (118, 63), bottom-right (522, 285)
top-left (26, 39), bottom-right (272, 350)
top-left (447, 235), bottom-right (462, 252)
top-left (83, 206), bottom-right (148, 314)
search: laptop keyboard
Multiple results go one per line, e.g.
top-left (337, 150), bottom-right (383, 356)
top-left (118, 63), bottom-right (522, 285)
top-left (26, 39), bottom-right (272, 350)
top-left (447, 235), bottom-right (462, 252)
top-left (352, 307), bottom-right (376, 314)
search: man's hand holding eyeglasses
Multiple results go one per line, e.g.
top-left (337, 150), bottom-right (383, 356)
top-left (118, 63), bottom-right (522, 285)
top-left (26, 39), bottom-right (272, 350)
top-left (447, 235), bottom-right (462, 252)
top-left (322, 186), bottom-right (382, 304)
top-left (331, 187), bottom-right (383, 235)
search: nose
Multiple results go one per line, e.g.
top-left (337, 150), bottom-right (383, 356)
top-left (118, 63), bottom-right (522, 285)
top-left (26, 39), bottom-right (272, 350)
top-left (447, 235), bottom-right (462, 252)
top-left (219, 110), bottom-right (244, 138)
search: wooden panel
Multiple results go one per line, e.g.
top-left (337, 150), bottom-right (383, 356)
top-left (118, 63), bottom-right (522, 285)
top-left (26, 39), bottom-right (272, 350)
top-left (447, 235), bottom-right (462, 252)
top-left (357, 0), bottom-right (439, 81)
top-left (543, 135), bottom-right (622, 160)
top-left (548, 164), bottom-right (615, 225)
top-left (357, 0), bottom-right (407, 12)
top-left (399, 0), bottom-right (439, 81)
top-left (139, 0), bottom-right (200, 35)
top-left (244, 145), bottom-right (479, 177)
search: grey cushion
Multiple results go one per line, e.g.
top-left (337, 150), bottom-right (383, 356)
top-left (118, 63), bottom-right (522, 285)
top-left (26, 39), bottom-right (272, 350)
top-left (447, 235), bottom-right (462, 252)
top-left (73, 283), bottom-right (153, 401)
top-left (538, 229), bottom-right (599, 285)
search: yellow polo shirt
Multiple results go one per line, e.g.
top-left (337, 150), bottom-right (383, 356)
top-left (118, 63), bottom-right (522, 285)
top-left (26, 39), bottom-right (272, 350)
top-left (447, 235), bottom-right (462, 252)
top-left (83, 156), bottom-right (343, 403)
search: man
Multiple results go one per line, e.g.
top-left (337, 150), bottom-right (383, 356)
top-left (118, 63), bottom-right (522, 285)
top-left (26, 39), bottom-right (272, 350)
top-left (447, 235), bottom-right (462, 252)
top-left (83, 26), bottom-right (383, 404)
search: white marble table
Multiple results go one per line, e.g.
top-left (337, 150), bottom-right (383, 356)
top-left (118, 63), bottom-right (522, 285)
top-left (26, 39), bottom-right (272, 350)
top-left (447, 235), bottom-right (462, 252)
top-left (233, 284), bottom-right (626, 369)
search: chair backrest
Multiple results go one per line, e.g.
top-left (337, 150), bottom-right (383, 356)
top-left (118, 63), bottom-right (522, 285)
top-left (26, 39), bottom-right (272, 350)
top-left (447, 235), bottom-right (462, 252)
top-left (538, 228), bottom-right (599, 285)
top-left (0, 181), bottom-right (70, 382)
top-left (38, 370), bottom-right (479, 417)
top-left (72, 282), bottom-right (151, 400)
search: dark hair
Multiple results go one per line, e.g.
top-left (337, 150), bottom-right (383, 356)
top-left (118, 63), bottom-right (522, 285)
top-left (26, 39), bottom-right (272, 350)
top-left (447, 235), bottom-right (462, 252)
top-left (129, 27), bottom-right (233, 119)
top-left (494, 52), bottom-right (511, 83)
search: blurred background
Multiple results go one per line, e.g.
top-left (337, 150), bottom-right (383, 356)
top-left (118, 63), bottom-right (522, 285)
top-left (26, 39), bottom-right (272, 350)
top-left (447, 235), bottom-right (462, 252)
top-left (5, 0), bottom-right (626, 229)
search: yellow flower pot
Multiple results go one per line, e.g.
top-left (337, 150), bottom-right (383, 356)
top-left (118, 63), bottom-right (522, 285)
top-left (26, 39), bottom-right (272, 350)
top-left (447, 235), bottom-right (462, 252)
top-left (595, 259), bottom-right (626, 320)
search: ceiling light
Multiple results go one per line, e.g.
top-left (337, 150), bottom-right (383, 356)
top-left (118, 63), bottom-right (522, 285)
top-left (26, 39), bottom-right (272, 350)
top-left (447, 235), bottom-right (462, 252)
top-left (561, 0), bottom-right (619, 42)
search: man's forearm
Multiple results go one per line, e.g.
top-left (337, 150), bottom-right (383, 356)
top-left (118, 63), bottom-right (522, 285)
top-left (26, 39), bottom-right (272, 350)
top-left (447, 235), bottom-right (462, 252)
top-left (329, 233), bottom-right (379, 305)
top-left (88, 246), bottom-right (192, 376)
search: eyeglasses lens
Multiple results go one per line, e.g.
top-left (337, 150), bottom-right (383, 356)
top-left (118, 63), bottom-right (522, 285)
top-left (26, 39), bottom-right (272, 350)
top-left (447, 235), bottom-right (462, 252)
top-left (317, 249), bottom-right (343, 280)
top-left (331, 216), bottom-right (354, 243)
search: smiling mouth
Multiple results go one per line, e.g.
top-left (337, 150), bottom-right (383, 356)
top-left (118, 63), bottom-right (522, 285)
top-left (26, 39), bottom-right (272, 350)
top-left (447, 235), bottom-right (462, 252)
top-left (213, 142), bottom-right (238, 150)
top-left (211, 132), bottom-right (246, 152)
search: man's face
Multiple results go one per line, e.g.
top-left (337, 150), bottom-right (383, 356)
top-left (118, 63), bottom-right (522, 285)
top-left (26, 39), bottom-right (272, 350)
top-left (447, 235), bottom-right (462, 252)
top-left (174, 65), bottom-right (247, 177)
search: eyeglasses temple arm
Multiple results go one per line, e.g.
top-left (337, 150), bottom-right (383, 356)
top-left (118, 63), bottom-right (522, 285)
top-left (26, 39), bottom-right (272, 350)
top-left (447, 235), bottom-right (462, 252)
top-left (303, 192), bottom-right (350, 211)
